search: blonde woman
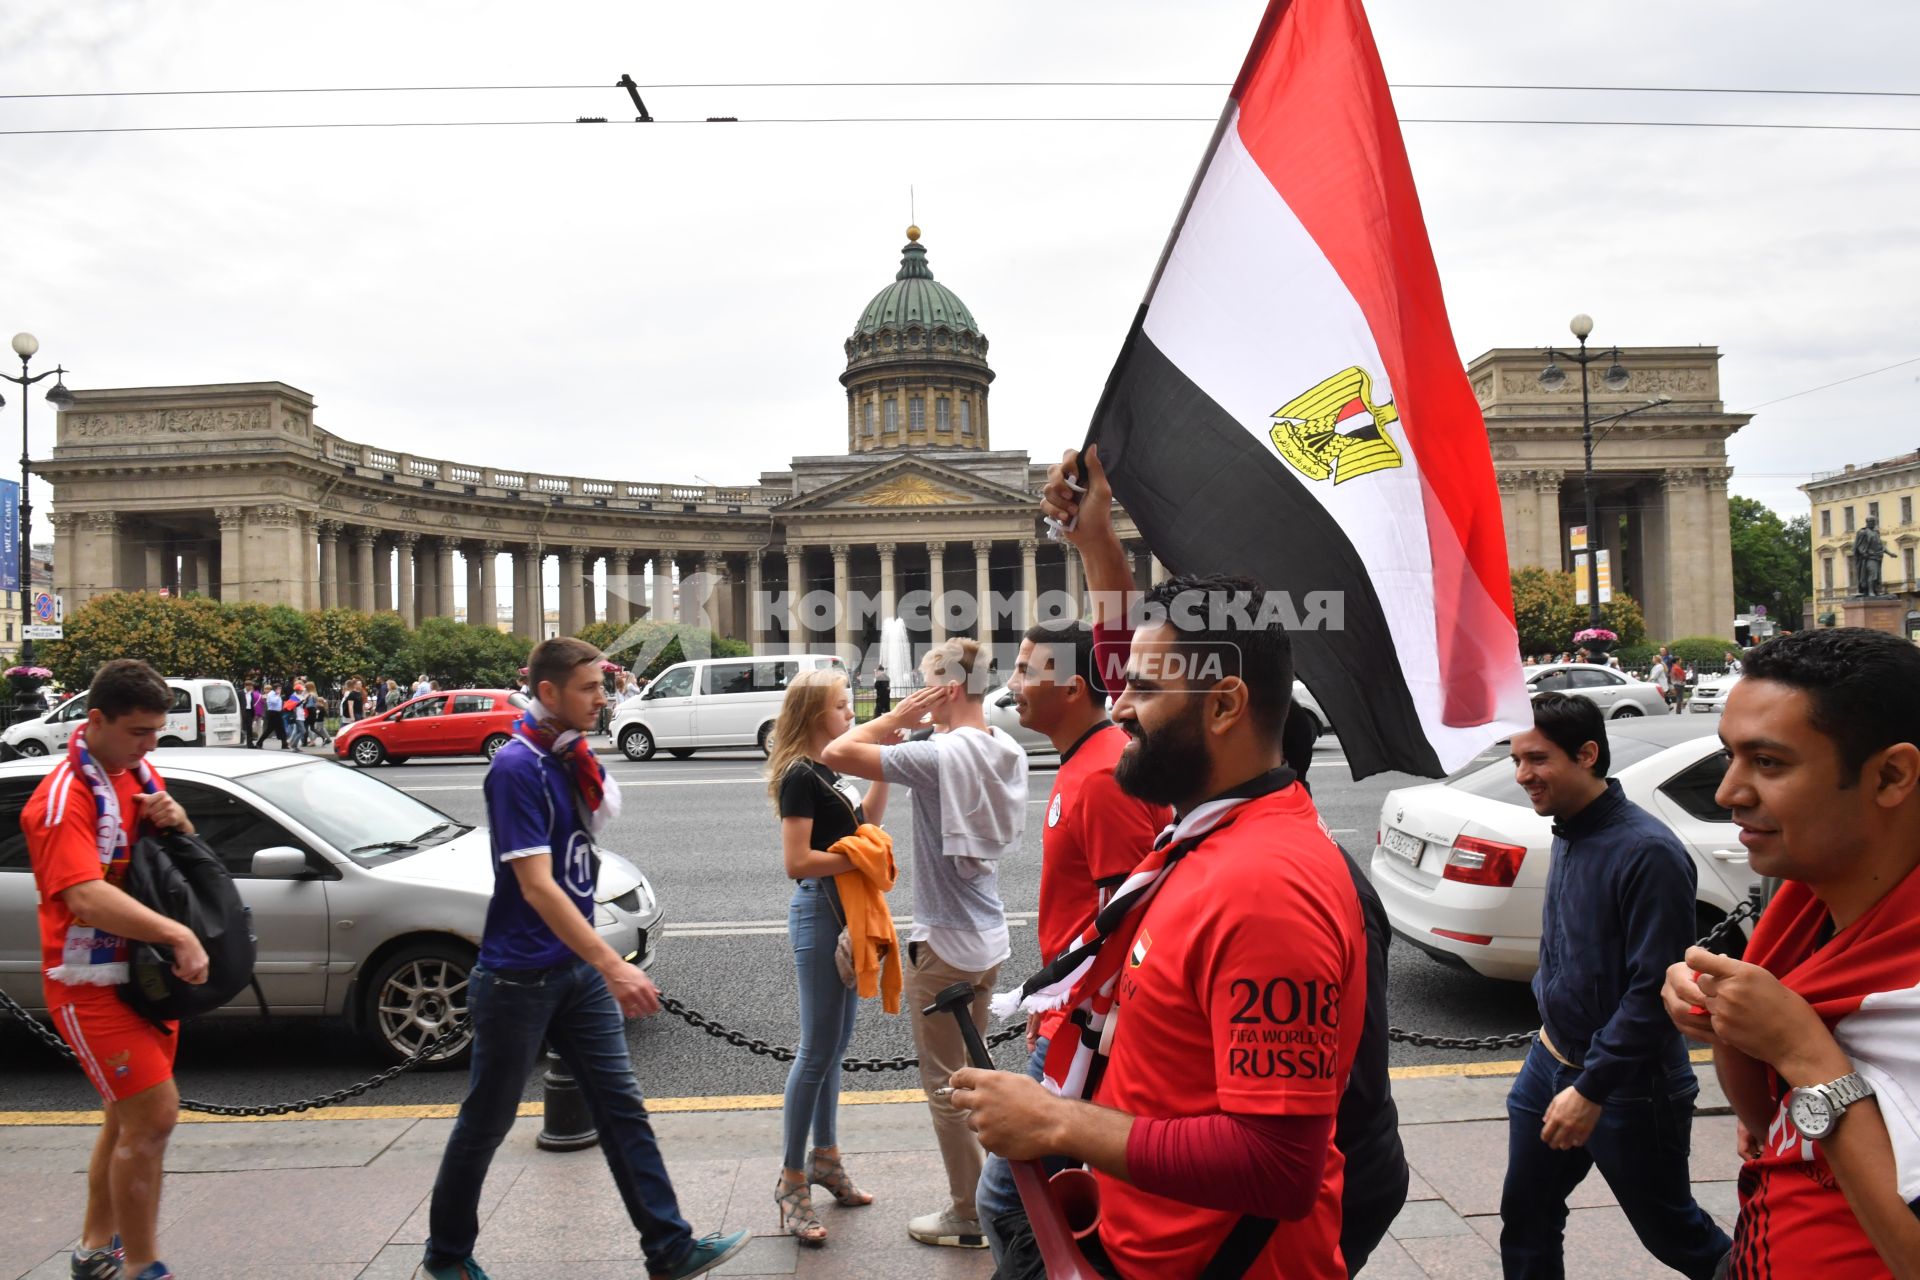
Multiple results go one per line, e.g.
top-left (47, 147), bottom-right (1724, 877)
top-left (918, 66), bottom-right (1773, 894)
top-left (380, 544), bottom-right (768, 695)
top-left (767, 668), bottom-right (889, 1244)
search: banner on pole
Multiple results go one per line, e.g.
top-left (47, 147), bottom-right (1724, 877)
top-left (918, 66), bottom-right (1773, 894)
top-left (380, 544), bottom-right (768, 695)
top-left (0, 479), bottom-right (18, 595)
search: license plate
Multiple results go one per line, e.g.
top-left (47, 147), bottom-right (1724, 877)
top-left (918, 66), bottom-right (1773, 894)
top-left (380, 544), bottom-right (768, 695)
top-left (1383, 827), bottom-right (1425, 865)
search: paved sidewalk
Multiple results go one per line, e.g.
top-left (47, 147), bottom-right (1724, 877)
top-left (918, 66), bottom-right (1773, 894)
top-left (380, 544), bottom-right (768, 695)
top-left (1, 1066), bottom-right (1742, 1280)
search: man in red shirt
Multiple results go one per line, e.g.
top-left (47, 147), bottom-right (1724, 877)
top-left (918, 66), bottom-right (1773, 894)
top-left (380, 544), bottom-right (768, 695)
top-left (975, 619), bottom-right (1171, 1262)
top-left (28, 659), bottom-right (207, 1280)
top-left (954, 445), bottom-right (1368, 1279)
top-left (1663, 628), bottom-right (1920, 1276)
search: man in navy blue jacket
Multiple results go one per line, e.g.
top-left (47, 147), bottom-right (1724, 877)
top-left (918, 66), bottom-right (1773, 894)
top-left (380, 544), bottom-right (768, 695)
top-left (1499, 693), bottom-right (1730, 1279)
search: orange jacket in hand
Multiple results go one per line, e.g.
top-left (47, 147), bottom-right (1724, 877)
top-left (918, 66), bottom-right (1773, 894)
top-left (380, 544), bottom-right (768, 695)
top-left (829, 823), bottom-right (901, 1013)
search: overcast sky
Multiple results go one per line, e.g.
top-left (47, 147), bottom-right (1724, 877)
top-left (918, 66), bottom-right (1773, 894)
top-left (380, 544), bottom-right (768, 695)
top-left (3, 0), bottom-right (1916, 542)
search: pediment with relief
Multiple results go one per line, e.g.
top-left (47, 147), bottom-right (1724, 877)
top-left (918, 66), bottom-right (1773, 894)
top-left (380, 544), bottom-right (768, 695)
top-left (776, 457), bottom-right (1032, 513)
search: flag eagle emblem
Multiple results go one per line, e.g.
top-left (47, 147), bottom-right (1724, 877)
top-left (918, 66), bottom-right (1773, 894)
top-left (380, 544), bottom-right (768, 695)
top-left (1129, 932), bottom-right (1152, 968)
top-left (1268, 365), bottom-right (1403, 485)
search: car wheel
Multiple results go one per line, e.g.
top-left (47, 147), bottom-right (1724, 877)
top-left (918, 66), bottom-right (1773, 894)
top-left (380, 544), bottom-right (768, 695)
top-left (351, 737), bottom-right (387, 767)
top-left (757, 723), bottom-right (775, 757)
top-left (667, 748), bottom-right (696, 759)
top-left (482, 733), bottom-right (510, 760)
top-left (387, 756), bottom-right (411, 766)
top-left (1611, 704), bottom-right (1644, 718)
top-left (620, 725), bottom-right (656, 761)
top-left (362, 939), bottom-right (474, 1069)
top-left (158, 737), bottom-right (185, 749)
top-left (17, 739), bottom-right (46, 757)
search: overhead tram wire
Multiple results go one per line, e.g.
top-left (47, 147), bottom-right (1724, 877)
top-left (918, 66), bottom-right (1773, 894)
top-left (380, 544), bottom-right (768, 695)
top-left (5, 80), bottom-right (1920, 100)
top-left (6, 116), bottom-right (1920, 138)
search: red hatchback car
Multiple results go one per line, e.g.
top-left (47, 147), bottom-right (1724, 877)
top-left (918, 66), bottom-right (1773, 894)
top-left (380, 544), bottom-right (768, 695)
top-left (336, 689), bottom-right (530, 767)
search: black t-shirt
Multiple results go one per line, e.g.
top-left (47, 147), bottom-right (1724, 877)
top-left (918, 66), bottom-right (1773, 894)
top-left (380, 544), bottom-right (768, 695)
top-left (777, 761), bottom-right (866, 854)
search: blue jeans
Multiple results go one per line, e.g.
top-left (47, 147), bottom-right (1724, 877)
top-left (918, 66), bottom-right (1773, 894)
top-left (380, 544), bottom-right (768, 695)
top-left (782, 879), bottom-right (860, 1170)
top-left (978, 1035), bottom-right (1055, 1264)
top-left (1500, 1041), bottom-right (1729, 1280)
top-left (426, 959), bottom-right (695, 1274)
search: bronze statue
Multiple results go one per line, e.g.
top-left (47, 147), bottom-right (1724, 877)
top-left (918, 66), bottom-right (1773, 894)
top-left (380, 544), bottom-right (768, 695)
top-left (1853, 517), bottom-right (1886, 596)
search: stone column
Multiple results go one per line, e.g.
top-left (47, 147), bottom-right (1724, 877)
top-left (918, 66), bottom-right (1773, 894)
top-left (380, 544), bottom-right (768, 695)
top-left (50, 513), bottom-right (78, 605)
top-left (606, 551), bottom-right (633, 627)
top-left (143, 537), bottom-right (164, 595)
top-left (581, 553), bottom-right (599, 629)
top-left (1654, 469), bottom-right (1700, 640)
top-left (928, 541), bottom-right (948, 644)
top-left (512, 546), bottom-right (535, 638)
top-left (395, 531), bottom-right (419, 626)
top-left (651, 552), bottom-right (673, 622)
top-left (190, 548), bottom-right (211, 597)
top-left (1705, 467), bottom-right (1735, 639)
top-left (1020, 538), bottom-right (1039, 628)
top-left (474, 541), bottom-right (500, 629)
top-left (353, 530), bottom-right (377, 613)
top-left (830, 544), bottom-right (851, 656)
top-left (1064, 545), bottom-right (1083, 618)
top-left (674, 555), bottom-right (696, 626)
top-left (691, 551), bottom-right (716, 635)
top-left (561, 547), bottom-right (585, 635)
top-left (972, 539), bottom-right (994, 640)
top-left (746, 552), bottom-right (764, 647)
top-left (876, 542), bottom-right (898, 627)
top-left (375, 538), bottom-right (394, 613)
top-left (317, 521), bottom-right (341, 609)
top-left (785, 546), bottom-right (805, 645)
top-left (433, 537), bottom-right (456, 621)
top-left (465, 550), bottom-right (483, 624)
top-left (1536, 471), bottom-right (1565, 572)
top-left (216, 507), bottom-right (245, 604)
top-left (411, 537), bottom-right (433, 621)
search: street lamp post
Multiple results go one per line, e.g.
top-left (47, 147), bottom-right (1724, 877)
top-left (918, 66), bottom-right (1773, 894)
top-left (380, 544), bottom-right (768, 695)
top-left (0, 333), bottom-right (75, 692)
top-left (1538, 315), bottom-right (1630, 631)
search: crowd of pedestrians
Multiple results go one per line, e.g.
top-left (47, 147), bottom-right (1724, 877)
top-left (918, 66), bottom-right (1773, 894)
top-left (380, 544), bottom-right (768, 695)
top-left (21, 444), bottom-right (1920, 1278)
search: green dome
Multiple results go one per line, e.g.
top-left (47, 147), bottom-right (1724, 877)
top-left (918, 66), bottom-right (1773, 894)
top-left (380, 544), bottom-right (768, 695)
top-left (854, 234), bottom-right (980, 336)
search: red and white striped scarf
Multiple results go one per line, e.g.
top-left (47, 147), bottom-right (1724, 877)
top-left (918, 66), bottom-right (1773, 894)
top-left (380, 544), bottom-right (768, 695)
top-left (992, 795), bottom-right (1255, 1100)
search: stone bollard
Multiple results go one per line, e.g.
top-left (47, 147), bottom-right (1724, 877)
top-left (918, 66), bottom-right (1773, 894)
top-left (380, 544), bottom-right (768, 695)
top-left (536, 1044), bottom-right (599, 1151)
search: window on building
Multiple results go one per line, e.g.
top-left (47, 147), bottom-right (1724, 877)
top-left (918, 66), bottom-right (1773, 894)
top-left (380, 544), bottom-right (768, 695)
top-left (862, 402), bottom-right (876, 436)
top-left (1905, 496), bottom-right (1913, 526)
top-left (1870, 500), bottom-right (1881, 524)
top-left (936, 397), bottom-right (951, 431)
top-left (1823, 556), bottom-right (1835, 592)
top-left (1821, 509), bottom-right (1832, 536)
top-left (1844, 506), bottom-right (1856, 533)
top-left (1906, 547), bottom-right (1916, 587)
top-left (909, 397), bottom-right (925, 432)
top-left (958, 399), bottom-right (972, 435)
top-left (883, 400), bottom-right (899, 434)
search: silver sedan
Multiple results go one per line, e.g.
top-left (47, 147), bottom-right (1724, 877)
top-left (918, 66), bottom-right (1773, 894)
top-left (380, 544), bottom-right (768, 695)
top-left (1524, 663), bottom-right (1670, 718)
top-left (0, 749), bottom-right (662, 1067)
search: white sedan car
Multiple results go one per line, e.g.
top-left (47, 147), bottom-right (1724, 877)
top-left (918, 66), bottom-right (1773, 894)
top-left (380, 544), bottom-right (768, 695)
top-left (1369, 718), bottom-right (1754, 982)
top-left (1686, 670), bottom-right (1741, 716)
top-left (1524, 663), bottom-right (1670, 719)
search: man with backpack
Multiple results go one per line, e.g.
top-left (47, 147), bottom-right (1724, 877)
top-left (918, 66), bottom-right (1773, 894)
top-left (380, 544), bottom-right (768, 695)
top-left (26, 659), bottom-right (208, 1280)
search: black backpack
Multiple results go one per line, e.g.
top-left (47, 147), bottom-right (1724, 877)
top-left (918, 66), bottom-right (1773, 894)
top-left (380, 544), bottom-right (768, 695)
top-left (118, 831), bottom-right (260, 1027)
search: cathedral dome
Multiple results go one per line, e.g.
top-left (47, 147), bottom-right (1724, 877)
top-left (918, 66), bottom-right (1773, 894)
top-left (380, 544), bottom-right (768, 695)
top-left (853, 226), bottom-right (981, 336)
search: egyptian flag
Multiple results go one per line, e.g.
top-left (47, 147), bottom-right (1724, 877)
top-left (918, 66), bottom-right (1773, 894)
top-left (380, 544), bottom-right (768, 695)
top-left (1088, 0), bottom-right (1530, 778)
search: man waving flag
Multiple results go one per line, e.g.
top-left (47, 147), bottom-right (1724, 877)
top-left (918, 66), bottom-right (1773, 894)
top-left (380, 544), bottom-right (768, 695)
top-left (1086, 0), bottom-right (1530, 778)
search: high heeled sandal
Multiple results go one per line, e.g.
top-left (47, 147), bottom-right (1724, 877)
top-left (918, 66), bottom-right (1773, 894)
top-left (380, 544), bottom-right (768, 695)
top-left (809, 1148), bottom-right (875, 1207)
top-left (776, 1175), bottom-right (828, 1245)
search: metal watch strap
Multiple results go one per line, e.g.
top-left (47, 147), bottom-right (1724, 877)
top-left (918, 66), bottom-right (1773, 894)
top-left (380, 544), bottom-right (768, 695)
top-left (1822, 1071), bottom-right (1874, 1110)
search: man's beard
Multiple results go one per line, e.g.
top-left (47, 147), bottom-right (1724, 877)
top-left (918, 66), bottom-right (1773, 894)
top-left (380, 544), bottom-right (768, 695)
top-left (1114, 700), bottom-right (1212, 808)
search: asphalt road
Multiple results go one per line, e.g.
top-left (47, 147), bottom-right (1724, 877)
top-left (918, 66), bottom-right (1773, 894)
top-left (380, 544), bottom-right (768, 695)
top-left (0, 739), bottom-right (1538, 1113)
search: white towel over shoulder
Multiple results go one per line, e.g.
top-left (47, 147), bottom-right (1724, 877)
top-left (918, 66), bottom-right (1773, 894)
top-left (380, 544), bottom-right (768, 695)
top-left (936, 726), bottom-right (1027, 861)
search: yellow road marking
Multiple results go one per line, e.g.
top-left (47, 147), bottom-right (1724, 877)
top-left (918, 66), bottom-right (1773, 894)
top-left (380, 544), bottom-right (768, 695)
top-left (0, 1053), bottom-right (1714, 1126)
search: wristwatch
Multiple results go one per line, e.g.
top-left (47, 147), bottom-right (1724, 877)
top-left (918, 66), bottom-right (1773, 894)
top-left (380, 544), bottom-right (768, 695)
top-left (1787, 1072), bottom-right (1875, 1140)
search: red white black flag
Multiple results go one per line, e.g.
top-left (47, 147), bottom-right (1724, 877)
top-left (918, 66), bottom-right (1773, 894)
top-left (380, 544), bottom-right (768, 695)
top-left (1090, 0), bottom-right (1530, 778)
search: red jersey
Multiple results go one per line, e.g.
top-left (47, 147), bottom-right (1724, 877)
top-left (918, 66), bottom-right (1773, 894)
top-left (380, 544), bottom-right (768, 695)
top-left (26, 758), bottom-right (158, 1007)
top-left (1092, 782), bottom-right (1365, 1279)
top-left (1036, 723), bottom-right (1170, 1044)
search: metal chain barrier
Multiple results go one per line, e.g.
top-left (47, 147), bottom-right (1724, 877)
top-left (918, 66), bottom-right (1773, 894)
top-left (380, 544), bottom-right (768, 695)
top-left (1385, 897), bottom-right (1763, 1051)
top-left (658, 993), bottom-right (1024, 1072)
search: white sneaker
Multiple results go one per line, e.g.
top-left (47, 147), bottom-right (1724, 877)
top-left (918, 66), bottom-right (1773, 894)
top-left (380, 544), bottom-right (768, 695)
top-left (907, 1207), bottom-right (987, 1248)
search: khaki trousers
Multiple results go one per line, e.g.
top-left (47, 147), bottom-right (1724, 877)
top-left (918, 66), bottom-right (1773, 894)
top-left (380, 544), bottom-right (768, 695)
top-left (904, 939), bottom-right (1002, 1220)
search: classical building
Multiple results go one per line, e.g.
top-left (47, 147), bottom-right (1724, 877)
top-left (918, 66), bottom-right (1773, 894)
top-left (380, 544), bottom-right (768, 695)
top-left (40, 227), bottom-right (1745, 655)
top-left (1801, 450), bottom-right (1920, 640)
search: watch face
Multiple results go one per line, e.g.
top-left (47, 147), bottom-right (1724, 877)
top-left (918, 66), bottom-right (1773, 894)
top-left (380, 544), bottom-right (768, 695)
top-left (1790, 1090), bottom-right (1833, 1139)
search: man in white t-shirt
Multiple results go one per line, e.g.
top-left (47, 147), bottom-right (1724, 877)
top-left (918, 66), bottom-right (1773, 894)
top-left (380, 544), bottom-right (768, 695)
top-left (823, 637), bottom-right (1027, 1250)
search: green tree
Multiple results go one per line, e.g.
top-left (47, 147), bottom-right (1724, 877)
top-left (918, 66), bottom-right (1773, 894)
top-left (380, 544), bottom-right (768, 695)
top-left (43, 592), bottom-right (187, 688)
top-left (405, 618), bottom-right (531, 688)
top-left (569, 618), bottom-right (747, 678)
top-left (226, 602), bottom-right (310, 684)
top-left (1729, 495), bottom-right (1812, 628)
top-left (1508, 568), bottom-right (1646, 655)
top-left (303, 609), bottom-right (381, 688)
top-left (363, 612), bottom-right (414, 686)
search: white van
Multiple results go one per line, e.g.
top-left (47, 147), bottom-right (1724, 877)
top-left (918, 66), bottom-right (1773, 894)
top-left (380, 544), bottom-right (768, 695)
top-left (0, 677), bottom-right (245, 757)
top-left (612, 654), bottom-right (846, 760)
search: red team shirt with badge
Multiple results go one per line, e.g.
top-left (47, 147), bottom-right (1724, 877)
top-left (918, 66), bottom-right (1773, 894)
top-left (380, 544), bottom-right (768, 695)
top-left (1091, 785), bottom-right (1366, 1279)
top-left (1035, 724), bottom-right (1171, 1045)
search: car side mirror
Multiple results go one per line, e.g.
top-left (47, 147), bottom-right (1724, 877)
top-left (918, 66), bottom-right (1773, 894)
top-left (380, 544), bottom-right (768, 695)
top-left (251, 847), bottom-right (312, 879)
